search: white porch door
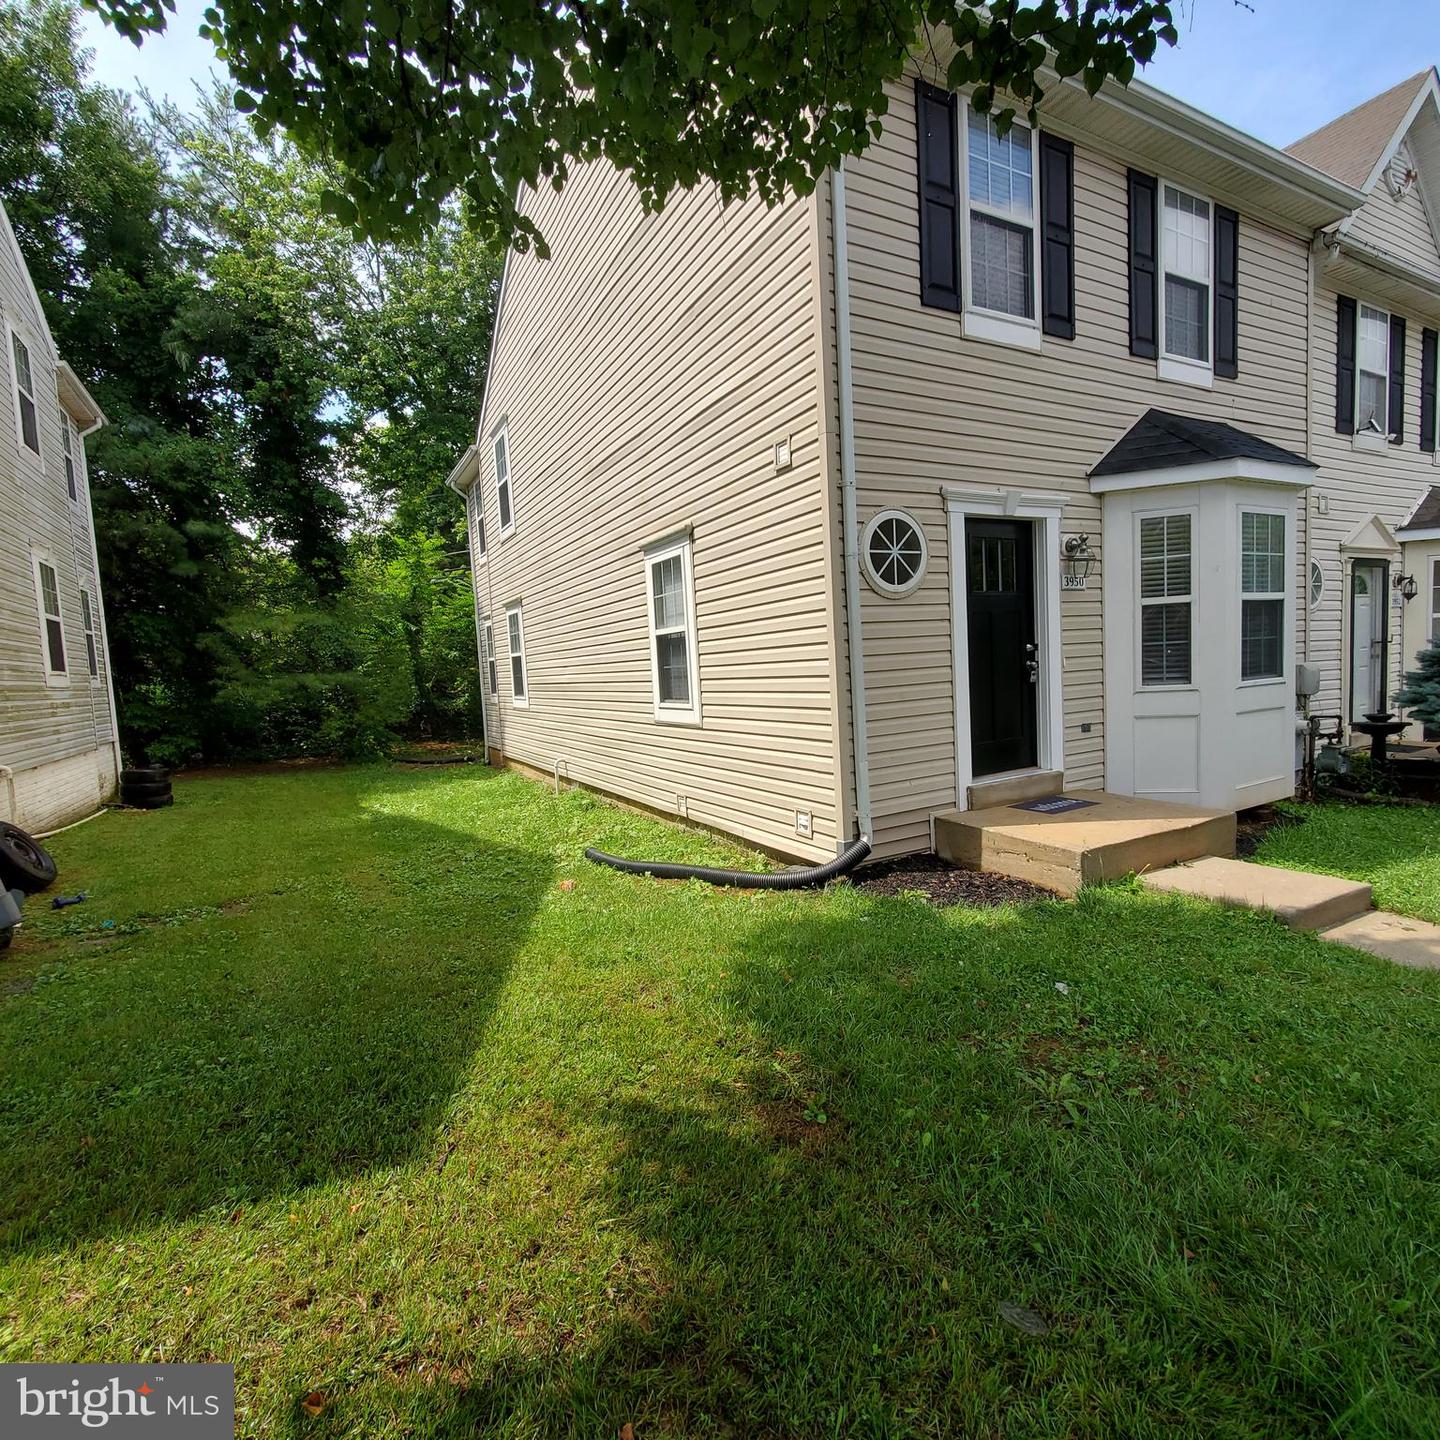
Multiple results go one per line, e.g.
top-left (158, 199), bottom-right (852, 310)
top-left (1350, 561), bottom-right (1388, 721)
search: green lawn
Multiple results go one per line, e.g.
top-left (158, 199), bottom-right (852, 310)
top-left (3, 766), bottom-right (1439, 1439)
top-left (1253, 802), bottom-right (1440, 924)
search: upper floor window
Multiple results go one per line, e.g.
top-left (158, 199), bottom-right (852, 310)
top-left (10, 327), bottom-right (40, 456)
top-left (1161, 185), bottom-right (1211, 367)
top-left (31, 551), bottom-right (66, 680)
top-left (1357, 304), bottom-right (1390, 436)
top-left (493, 426), bottom-right (514, 536)
top-left (965, 111), bottom-right (1037, 323)
top-left (471, 484), bottom-right (486, 557)
top-left (62, 414), bottom-right (79, 501)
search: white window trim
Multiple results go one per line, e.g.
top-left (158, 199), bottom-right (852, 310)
top-left (958, 107), bottom-right (1043, 352)
top-left (30, 547), bottom-right (68, 686)
top-left (645, 535), bottom-right (702, 725)
top-left (1238, 508), bottom-right (1288, 685)
top-left (62, 411), bottom-right (83, 506)
top-left (1136, 506), bottom-right (1197, 691)
top-left (1353, 302), bottom-right (1391, 445)
top-left (471, 484), bottom-right (487, 560)
top-left (1431, 557), bottom-right (1440, 644)
top-left (482, 616), bottom-right (498, 697)
top-left (79, 584), bottom-right (100, 683)
top-left (492, 421), bottom-right (516, 540)
top-left (6, 316), bottom-right (43, 464)
top-left (1157, 179), bottom-right (1215, 390)
top-left (505, 602), bottom-right (528, 708)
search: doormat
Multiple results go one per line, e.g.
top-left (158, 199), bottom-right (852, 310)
top-left (1011, 796), bottom-right (1098, 815)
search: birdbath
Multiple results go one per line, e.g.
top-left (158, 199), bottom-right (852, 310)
top-left (1351, 711), bottom-right (1410, 766)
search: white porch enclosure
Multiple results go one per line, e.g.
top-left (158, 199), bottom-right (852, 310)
top-left (1093, 411), bottom-right (1315, 811)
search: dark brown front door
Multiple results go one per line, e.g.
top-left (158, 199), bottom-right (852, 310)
top-left (967, 518), bottom-right (1039, 777)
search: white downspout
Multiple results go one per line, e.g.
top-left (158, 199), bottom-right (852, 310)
top-left (831, 165), bottom-right (872, 840)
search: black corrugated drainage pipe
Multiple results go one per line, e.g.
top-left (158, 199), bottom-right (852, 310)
top-left (584, 836), bottom-right (871, 890)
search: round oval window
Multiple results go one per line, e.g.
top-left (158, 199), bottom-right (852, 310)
top-left (1310, 559), bottom-right (1325, 610)
top-left (862, 510), bottom-right (928, 597)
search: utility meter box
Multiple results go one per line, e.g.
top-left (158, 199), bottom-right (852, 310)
top-left (1296, 663), bottom-right (1321, 699)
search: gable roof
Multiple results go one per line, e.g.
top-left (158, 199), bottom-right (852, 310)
top-left (1287, 69), bottom-right (1437, 190)
top-left (1399, 486), bottom-right (1440, 534)
top-left (1089, 409), bottom-right (1315, 480)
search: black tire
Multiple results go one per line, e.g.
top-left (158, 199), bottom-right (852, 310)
top-left (121, 780), bottom-right (172, 801)
top-left (0, 927), bottom-right (12, 951)
top-left (131, 794), bottom-right (174, 810)
top-left (0, 823), bottom-right (58, 893)
top-left (121, 766), bottom-right (169, 785)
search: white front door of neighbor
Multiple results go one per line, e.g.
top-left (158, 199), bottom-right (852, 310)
top-left (1350, 561), bottom-right (1388, 721)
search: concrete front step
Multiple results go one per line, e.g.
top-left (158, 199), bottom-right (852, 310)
top-left (1320, 910), bottom-right (1440, 969)
top-left (934, 791), bottom-right (1236, 897)
top-left (1141, 856), bottom-right (1372, 932)
top-left (965, 769), bottom-right (1063, 810)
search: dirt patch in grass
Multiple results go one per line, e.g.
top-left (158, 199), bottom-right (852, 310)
top-left (753, 1098), bottom-right (840, 1156)
top-left (853, 853), bottom-right (1059, 907)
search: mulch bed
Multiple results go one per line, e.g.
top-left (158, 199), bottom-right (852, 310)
top-left (852, 853), bottom-right (1059, 907)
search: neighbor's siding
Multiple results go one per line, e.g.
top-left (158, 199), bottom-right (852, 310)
top-left (1307, 270), bottom-right (1440, 725)
top-left (469, 164), bottom-right (841, 861)
top-left (839, 73), bottom-right (1315, 855)
top-left (0, 204), bottom-right (118, 830)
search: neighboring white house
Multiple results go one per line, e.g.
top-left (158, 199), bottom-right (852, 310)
top-left (452, 50), bottom-right (1439, 862)
top-left (0, 197), bottom-right (118, 833)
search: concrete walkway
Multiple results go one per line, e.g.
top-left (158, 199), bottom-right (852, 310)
top-left (1141, 855), bottom-right (1440, 970)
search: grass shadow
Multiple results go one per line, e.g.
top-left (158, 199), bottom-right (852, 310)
top-left (0, 768), bottom-right (551, 1255)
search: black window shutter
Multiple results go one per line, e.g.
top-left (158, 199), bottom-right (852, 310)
top-left (1389, 314), bottom-right (1406, 443)
top-left (1335, 295), bottom-right (1356, 434)
top-left (1128, 169), bottom-right (1158, 358)
top-left (1421, 327), bottom-right (1438, 454)
top-left (1214, 205), bottom-right (1239, 379)
top-left (915, 80), bottom-right (961, 313)
top-left (1039, 133), bottom-right (1075, 340)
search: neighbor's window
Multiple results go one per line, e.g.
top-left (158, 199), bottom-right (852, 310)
top-left (1139, 513), bottom-right (1192, 685)
top-left (10, 328), bottom-right (39, 456)
top-left (1240, 511), bottom-right (1286, 681)
top-left (494, 426), bottom-right (514, 535)
top-left (1357, 304), bottom-right (1390, 435)
top-left (1161, 185), bottom-right (1212, 365)
top-left (79, 586), bottom-right (99, 678)
top-left (966, 110), bottom-right (1036, 320)
top-left (1430, 558), bottom-right (1440, 643)
top-left (646, 537), bottom-right (700, 723)
top-left (32, 554), bottom-right (66, 677)
top-left (62, 414), bottom-right (78, 501)
top-left (505, 603), bottom-right (527, 705)
top-left (483, 619), bottom-right (498, 695)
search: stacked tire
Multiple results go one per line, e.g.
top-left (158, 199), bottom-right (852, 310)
top-left (121, 765), bottom-right (174, 810)
top-left (0, 822), bottom-right (57, 950)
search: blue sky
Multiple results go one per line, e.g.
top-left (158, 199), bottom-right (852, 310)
top-left (80, 0), bottom-right (1438, 148)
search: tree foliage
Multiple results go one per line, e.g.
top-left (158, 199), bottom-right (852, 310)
top-left (86, 0), bottom-right (1177, 250)
top-left (1397, 642), bottom-right (1440, 731)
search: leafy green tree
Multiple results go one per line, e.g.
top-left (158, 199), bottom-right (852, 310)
top-left (89, 0), bottom-right (1177, 248)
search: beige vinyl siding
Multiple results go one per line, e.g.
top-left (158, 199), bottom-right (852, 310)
top-left (470, 163), bottom-right (841, 861)
top-left (0, 205), bottom-right (117, 822)
top-left (839, 73), bottom-right (1314, 855)
top-left (1348, 174), bottom-right (1440, 279)
top-left (1305, 274), bottom-right (1440, 726)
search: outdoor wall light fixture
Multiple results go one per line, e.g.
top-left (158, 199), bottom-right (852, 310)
top-left (1063, 534), bottom-right (1096, 583)
top-left (1394, 573), bottom-right (1419, 602)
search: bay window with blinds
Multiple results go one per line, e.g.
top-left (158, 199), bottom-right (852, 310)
top-left (1139, 512), bottom-right (1193, 686)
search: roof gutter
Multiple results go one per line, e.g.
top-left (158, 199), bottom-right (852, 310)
top-left (831, 164), bottom-right (872, 842)
top-left (56, 362), bottom-right (107, 436)
top-left (1318, 227), bottom-right (1440, 306)
top-left (445, 442), bottom-right (480, 497)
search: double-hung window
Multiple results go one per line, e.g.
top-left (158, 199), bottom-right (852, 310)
top-left (80, 586), bottom-right (99, 679)
top-left (31, 552), bottom-right (66, 681)
top-left (471, 484), bottom-right (486, 558)
top-left (964, 111), bottom-right (1038, 331)
top-left (1139, 513), bottom-right (1192, 686)
top-left (1161, 185), bottom-right (1212, 373)
top-left (483, 618), bottom-right (498, 696)
top-left (1356, 304), bottom-right (1390, 436)
top-left (646, 536), bottom-right (700, 723)
top-left (1240, 512), bottom-right (1286, 681)
top-left (1430, 558), bottom-right (1440, 643)
top-left (62, 414), bottom-right (79, 501)
top-left (10, 326), bottom-right (39, 457)
top-left (505, 603), bottom-right (527, 706)
top-left (493, 426), bottom-right (514, 536)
